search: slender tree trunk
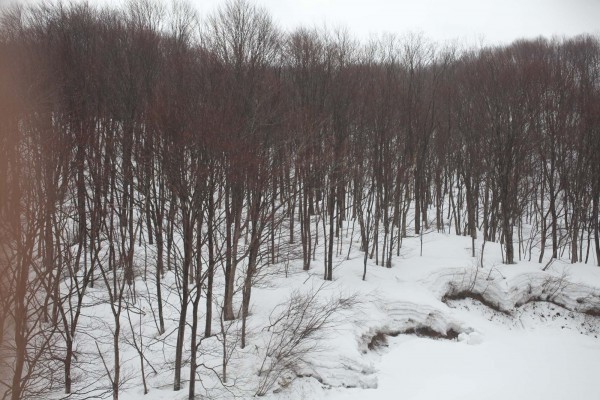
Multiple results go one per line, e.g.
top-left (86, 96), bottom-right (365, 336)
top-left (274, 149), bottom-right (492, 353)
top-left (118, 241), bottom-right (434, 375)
top-left (593, 193), bottom-right (600, 266)
top-left (174, 209), bottom-right (192, 391)
top-left (112, 318), bottom-right (121, 400)
top-left (205, 194), bottom-right (215, 337)
top-left (326, 186), bottom-right (335, 281)
top-left (189, 245), bottom-right (202, 400)
top-left (65, 336), bottom-right (73, 394)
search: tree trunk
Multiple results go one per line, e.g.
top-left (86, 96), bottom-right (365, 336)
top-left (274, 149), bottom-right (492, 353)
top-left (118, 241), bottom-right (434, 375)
top-left (205, 194), bottom-right (215, 337)
top-left (593, 193), bottom-right (600, 267)
top-left (173, 209), bottom-right (192, 391)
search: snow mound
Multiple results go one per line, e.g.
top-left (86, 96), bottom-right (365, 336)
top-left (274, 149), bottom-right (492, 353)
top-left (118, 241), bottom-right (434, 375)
top-left (268, 234), bottom-right (600, 400)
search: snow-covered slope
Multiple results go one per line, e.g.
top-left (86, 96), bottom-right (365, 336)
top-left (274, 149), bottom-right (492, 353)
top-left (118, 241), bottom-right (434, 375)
top-left (257, 232), bottom-right (600, 400)
top-left (98, 230), bottom-right (600, 400)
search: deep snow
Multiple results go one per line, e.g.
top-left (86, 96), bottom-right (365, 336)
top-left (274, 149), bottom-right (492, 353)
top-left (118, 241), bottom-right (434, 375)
top-left (76, 228), bottom-right (600, 400)
top-left (259, 232), bottom-right (600, 400)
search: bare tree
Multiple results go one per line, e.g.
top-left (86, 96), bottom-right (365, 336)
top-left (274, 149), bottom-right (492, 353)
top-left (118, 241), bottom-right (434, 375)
top-left (255, 286), bottom-right (357, 396)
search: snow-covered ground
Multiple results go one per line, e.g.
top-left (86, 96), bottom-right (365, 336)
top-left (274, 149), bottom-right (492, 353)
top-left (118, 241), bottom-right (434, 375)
top-left (79, 228), bottom-right (600, 400)
top-left (257, 232), bottom-right (600, 400)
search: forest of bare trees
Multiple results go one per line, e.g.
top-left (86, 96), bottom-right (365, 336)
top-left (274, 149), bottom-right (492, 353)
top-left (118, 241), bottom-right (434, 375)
top-left (0, 0), bottom-right (599, 399)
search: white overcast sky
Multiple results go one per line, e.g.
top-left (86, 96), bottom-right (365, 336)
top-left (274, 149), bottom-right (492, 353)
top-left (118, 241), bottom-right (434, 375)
top-left (6, 0), bottom-right (600, 46)
top-left (199, 0), bottom-right (600, 46)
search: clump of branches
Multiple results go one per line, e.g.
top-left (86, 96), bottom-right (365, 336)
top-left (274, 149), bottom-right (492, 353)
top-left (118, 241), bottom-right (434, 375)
top-left (255, 285), bottom-right (358, 396)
